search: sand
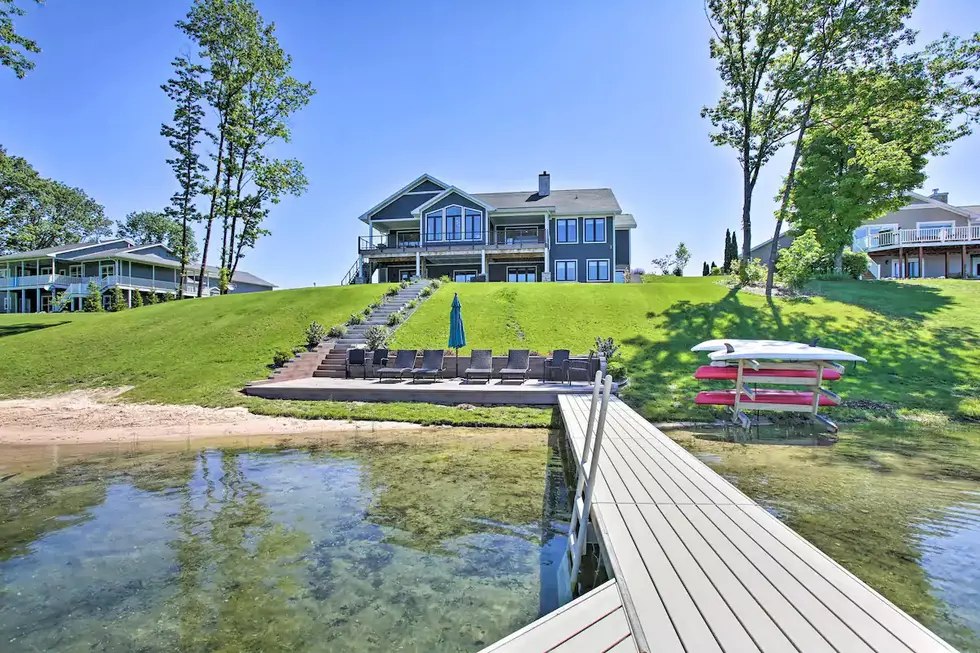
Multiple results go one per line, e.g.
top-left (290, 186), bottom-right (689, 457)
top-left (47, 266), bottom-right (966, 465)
top-left (0, 388), bottom-right (426, 444)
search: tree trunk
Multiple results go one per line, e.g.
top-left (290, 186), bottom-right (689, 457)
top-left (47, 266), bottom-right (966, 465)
top-left (177, 94), bottom-right (193, 300)
top-left (198, 128), bottom-right (226, 298)
top-left (764, 124), bottom-right (807, 297)
top-left (740, 171), bottom-right (753, 282)
top-left (226, 143), bottom-right (252, 291)
top-left (834, 247), bottom-right (844, 273)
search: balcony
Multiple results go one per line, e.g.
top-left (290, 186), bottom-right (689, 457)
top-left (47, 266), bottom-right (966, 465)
top-left (858, 225), bottom-right (980, 252)
top-left (0, 274), bottom-right (201, 295)
top-left (358, 228), bottom-right (546, 256)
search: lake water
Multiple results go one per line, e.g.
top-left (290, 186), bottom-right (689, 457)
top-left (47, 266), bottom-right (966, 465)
top-left (674, 423), bottom-right (980, 652)
top-left (0, 430), bottom-right (571, 652)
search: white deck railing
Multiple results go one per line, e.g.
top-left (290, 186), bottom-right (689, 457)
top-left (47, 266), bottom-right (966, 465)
top-left (858, 225), bottom-right (980, 251)
top-left (0, 274), bottom-right (205, 294)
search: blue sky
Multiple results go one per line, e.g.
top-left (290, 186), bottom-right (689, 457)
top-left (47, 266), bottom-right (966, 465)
top-left (1, 0), bottom-right (978, 287)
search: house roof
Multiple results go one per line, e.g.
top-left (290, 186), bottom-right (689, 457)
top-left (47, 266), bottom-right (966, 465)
top-left (904, 191), bottom-right (977, 219)
top-left (72, 246), bottom-right (276, 288)
top-left (473, 188), bottom-right (621, 215)
top-left (0, 238), bottom-right (133, 261)
top-left (614, 214), bottom-right (637, 229)
top-left (357, 173), bottom-right (450, 223)
top-left (410, 186), bottom-right (497, 215)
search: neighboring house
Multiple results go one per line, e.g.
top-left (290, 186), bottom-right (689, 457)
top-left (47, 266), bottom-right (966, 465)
top-left (747, 189), bottom-right (980, 279)
top-left (749, 232), bottom-right (796, 267)
top-left (853, 190), bottom-right (980, 279)
top-left (349, 172), bottom-right (636, 284)
top-left (0, 238), bottom-right (275, 313)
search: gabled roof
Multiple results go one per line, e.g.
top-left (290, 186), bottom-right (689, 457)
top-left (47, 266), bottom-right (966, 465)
top-left (474, 188), bottom-right (621, 215)
top-left (357, 173), bottom-right (450, 223)
top-left (0, 238), bottom-right (133, 261)
top-left (411, 186), bottom-right (497, 215)
top-left (903, 191), bottom-right (976, 218)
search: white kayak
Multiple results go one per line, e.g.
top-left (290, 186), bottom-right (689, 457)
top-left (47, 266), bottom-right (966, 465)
top-left (691, 339), bottom-right (798, 353)
top-left (707, 341), bottom-right (867, 363)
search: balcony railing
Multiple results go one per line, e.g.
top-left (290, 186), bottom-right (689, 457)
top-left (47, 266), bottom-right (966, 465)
top-left (359, 228), bottom-right (546, 254)
top-left (857, 225), bottom-right (980, 251)
top-left (0, 273), bottom-right (201, 294)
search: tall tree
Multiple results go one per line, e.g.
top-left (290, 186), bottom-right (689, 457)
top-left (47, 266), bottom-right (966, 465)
top-left (703, 0), bottom-right (809, 280)
top-left (116, 210), bottom-right (198, 259)
top-left (161, 56), bottom-right (208, 299)
top-left (673, 242), bottom-right (691, 276)
top-left (763, 0), bottom-right (918, 297)
top-left (1, 0), bottom-right (42, 78)
top-left (703, 261), bottom-right (710, 276)
top-left (722, 228), bottom-right (732, 272)
top-left (0, 147), bottom-right (110, 253)
top-left (730, 232), bottom-right (738, 267)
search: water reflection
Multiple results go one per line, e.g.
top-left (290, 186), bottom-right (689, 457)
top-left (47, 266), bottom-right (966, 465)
top-left (0, 431), bottom-right (569, 652)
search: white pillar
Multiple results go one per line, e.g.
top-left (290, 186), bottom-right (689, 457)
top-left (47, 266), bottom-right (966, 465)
top-left (36, 287), bottom-right (40, 313)
top-left (542, 214), bottom-right (551, 281)
top-left (481, 249), bottom-right (487, 276)
top-left (415, 251), bottom-right (421, 278)
top-left (612, 221), bottom-right (618, 283)
top-left (127, 289), bottom-right (132, 308)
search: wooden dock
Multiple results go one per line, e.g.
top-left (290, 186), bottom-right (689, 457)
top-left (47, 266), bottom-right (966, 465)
top-left (481, 395), bottom-right (957, 653)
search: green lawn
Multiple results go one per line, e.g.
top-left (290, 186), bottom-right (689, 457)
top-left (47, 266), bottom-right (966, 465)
top-left (391, 278), bottom-right (980, 422)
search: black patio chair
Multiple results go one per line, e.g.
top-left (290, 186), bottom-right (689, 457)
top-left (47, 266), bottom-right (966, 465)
top-left (499, 349), bottom-right (530, 384)
top-left (412, 349), bottom-right (446, 383)
top-left (465, 349), bottom-right (493, 383)
top-left (377, 350), bottom-right (417, 381)
top-left (567, 352), bottom-right (596, 384)
top-left (345, 348), bottom-right (366, 379)
top-left (368, 348), bottom-right (389, 378)
top-left (543, 349), bottom-right (571, 384)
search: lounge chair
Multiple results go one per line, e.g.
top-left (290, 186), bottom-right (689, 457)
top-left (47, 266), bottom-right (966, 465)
top-left (465, 349), bottom-right (493, 383)
top-left (346, 348), bottom-right (366, 379)
top-left (412, 349), bottom-right (446, 383)
top-left (369, 348), bottom-right (389, 378)
top-left (567, 352), bottom-right (596, 384)
top-left (544, 349), bottom-right (571, 384)
top-left (499, 349), bottom-right (530, 384)
top-left (377, 350), bottom-right (417, 381)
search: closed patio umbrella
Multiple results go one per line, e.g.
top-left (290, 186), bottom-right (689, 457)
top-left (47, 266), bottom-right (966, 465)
top-left (448, 292), bottom-right (466, 377)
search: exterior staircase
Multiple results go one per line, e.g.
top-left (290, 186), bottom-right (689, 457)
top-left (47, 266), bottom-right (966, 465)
top-left (314, 280), bottom-right (430, 378)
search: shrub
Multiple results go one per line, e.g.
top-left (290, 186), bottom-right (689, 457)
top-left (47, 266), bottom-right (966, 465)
top-left (347, 312), bottom-right (364, 326)
top-left (439, 275), bottom-right (451, 284)
top-left (132, 289), bottom-right (144, 308)
top-left (161, 291), bottom-right (174, 302)
top-left (272, 349), bottom-right (292, 368)
top-left (83, 281), bottom-right (103, 312)
top-left (304, 321), bottom-right (327, 348)
top-left (729, 257), bottom-right (767, 286)
top-left (606, 359), bottom-right (628, 381)
top-left (429, 278), bottom-right (442, 289)
top-left (399, 279), bottom-right (410, 289)
top-left (593, 336), bottom-right (619, 359)
top-left (958, 397), bottom-right (980, 421)
top-left (369, 300), bottom-right (380, 310)
top-left (842, 248), bottom-right (872, 279)
top-left (110, 286), bottom-right (126, 311)
top-left (365, 325), bottom-right (389, 350)
top-left (146, 291), bottom-right (159, 305)
top-left (776, 229), bottom-right (823, 290)
top-left (406, 299), bottom-right (418, 309)
top-left (385, 286), bottom-right (399, 297)
top-left (386, 311), bottom-right (403, 326)
top-left (362, 306), bottom-right (372, 316)
top-left (419, 286), bottom-right (433, 297)
top-left (631, 267), bottom-right (645, 277)
top-left (710, 265), bottom-right (722, 276)
top-left (327, 324), bottom-right (347, 338)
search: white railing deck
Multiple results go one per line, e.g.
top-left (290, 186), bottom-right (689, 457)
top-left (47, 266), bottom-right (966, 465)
top-left (858, 225), bottom-right (980, 251)
top-left (0, 274), bottom-right (204, 294)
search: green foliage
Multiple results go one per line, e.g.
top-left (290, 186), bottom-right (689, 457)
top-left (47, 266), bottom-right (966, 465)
top-left (361, 306), bottom-right (372, 317)
top-left (419, 286), bottom-right (433, 297)
top-left (218, 267), bottom-right (231, 295)
top-left (160, 291), bottom-right (173, 303)
top-left (327, 324), bottom-right (347, 339)
top-left (606, 359), bottom-right (628, 381)
top-left (842, 249), bottom-right (873, 279)
top-left (723, 229), bottom-right (734, 273)
top-left (710, 264), bottom-right (722, 276)
top-left (0, 146), bottom-right (112, 254)
top-left (406, 299), bottom-right (418, 309)
top-left (132, 289), bottom-right (144, 308)
top-left (399, 279), bottom-right (409, 289)
top-left (347, 312), bottom-right (363, 326)
top-left (385, 286), bottom-right (400, 297)
top-left (116, 211), bottom-right (197, 259)
top-left (83, 281), bottom-right (103, 312)
top-left (272, 349), bottom-right (291, 368)
top-left (0, 0), bottom-right (42, 79)
top-left (304, 320), bottom-right (326, 348)
top-left (386, 311), bottom-right (403, 327)
top-left (364, 325), bottom-right (389, 351)
top-left (776, 229), bottom-right (824, 290)
top-left (439, 275), bottom-right (450, 284)
top-left (146, 291), bottom-right (159, 305)
top-left (673, 242), bottom-right (691, 276)
top-left (429, 278), bottom-right (442, 289)
top-left (702, 261), bottom-right (710, 276)
top-left (593, 336), bottom-right (619, 360)
top-left (729, 257), bottom-right (767, 286)
top-left (109, 285), bottom-right (126, 312)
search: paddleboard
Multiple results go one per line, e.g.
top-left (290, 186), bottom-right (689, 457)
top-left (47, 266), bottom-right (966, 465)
top-left (708, 342), bottom-right (866, 363)
top-left (691, 339), bottom-right (798, 352)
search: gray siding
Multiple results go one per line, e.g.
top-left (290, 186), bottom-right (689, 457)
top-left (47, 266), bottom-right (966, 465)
top-left (57, 240), bottom-right (132, 260)
top-left (130, 245), bottom-right (177, 259)
top-left (371, 194), bottom-right (433, 221)
top-left (487, 261), bottom-right (544, 282)
top-left (549, 216), bottom-right (615, 282)
top-left (422, 191), bottom-right (485, 215)
top-left (615, 229), bottom-right (630, 267)
top-left (751, 233), bottom-right (794, 266)
top-left (130, 262), bottom-right (155, 280)
top-left (411, 180), bottom-right (446, 193)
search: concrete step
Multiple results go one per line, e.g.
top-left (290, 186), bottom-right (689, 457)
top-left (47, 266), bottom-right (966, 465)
top-left (313, 369), bottom-right (346, 378)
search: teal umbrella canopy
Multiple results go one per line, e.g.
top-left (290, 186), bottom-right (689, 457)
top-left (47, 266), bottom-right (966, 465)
top-left (448, 293), bottom-right (466, 349)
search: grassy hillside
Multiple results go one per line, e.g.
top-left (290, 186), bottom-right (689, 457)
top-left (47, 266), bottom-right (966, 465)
top-left (392, 278), bottom-right (980, 421)
top-left (0, 285), bottom-right (396, 405)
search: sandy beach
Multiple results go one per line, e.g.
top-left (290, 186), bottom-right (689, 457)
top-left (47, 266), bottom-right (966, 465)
top-left (0, 388), bottom-right (426, 444)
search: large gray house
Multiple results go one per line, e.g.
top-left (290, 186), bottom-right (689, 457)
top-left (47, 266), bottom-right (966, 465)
top-left (0, 238), bottom-right (275, 313)
top-left (348, 172), bottom-right (636, 284)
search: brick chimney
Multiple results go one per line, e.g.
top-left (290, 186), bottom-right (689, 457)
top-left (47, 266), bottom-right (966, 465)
top-left (538, 171), bottom-right (550, 197)
top-left (930, 188), bottom-right (949, 204)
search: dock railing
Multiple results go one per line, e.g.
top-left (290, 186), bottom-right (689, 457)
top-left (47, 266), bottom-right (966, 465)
top-left (566, 370), bottom-right (613, 593)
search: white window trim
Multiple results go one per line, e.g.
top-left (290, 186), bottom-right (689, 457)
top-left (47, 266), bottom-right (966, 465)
top-left (463, 208), bottom-right (483, 241)
top-left (582, 217), bottom-right (607, 244)
top-left (586, 258), bottom-right (611, 282)
top-left (425, 209), bottom-right (445, 242)
top-left (68, 264), bottom-right (83, 278)
top-left (506, 265), bottom-right (538, 282)
top-left (554, 259), bottom-right (578, 282)
top-left (425, 205), bottom-right (483, 242)
top-left (100, 263), bottom-right (115, 279)
top-left (453, 269), bottom-right (478, 282)
top-left (916, 220), bottom-right (956, 229)
top-left (555, 218), bottom-right (579, 244)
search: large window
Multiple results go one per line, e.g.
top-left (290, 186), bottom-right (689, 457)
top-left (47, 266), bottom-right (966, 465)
top-left (587, 259), bottom-right (610, 282)
top-left (507, 266), bottom-right (537, 282)
top-left (68, 264), bottom-right (82, 278)
top-left (464, 209), bottom-right (481, 240)
top-left (446, 206), bottom-right (462, 241)
top-left (454, 270), bottom-right (476, 282)
top-left (555, 260), bottom-right (577, 282)
top-left (425, 211), bottom-right (443, 241)
top-left (583, 218), bottom-right (606, 243)
top-left (100, 263), bottom-right (115, 279)
top-left (556, 219), bottom-right (578, 243)
top-left (615, 269), bottom-right (626, 283)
